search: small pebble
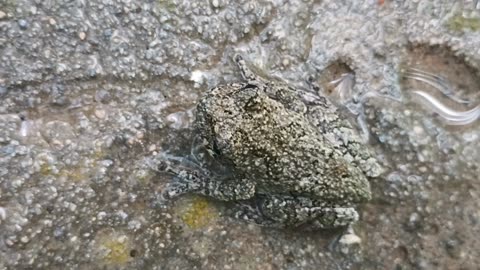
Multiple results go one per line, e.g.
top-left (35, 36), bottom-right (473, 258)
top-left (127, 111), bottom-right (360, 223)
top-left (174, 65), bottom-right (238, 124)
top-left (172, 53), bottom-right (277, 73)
top-left (79, 32), bottom-right (86, 40)
top-left (51, 95), bottom-right (70, 106)
top-left (103, 29), bottom-right (112, 38)
top-left (0, 207), bottom-right (6, 220)
top-left (97, 211), bottom-right (107, 220)
top-left (18, 19), bottom-right (28, 29)
top-left (48, 17), bottom-right (56, 25)
top-left (0, 85), bottom-right (7, 96)
top-left (338, 232), bottom-right (361, 245)
top-left (5, 239), bottom-right (14, 247)
top-left (95, 90), bottom-right (111, 103)
top-left (148, 144), bottom-right (156, 152)
top-left (0, 10), bottom-right (6, 20)
top-left (94, 109), bottom-right (106, 119)
top-left (20, 236), bottom-right (29, 243)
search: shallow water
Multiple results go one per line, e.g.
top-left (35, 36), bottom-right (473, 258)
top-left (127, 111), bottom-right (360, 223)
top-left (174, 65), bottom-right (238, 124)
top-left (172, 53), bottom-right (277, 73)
top-left (1, 0), bottom-right (480, 269)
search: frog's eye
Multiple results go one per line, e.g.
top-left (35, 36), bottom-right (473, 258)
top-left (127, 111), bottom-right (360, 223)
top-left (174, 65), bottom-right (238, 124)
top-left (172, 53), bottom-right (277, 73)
top-left (211, 139), bottom-right (222, 156)
top-left (242, 83), bottom-right (257, 90)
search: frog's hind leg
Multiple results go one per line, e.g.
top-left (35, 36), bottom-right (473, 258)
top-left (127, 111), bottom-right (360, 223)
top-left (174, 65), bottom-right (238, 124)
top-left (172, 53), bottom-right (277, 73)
top-left (230, 202), bottom-right (279, 227)
top-left (234, 195), bottom-right (359, 229)
top-left (162, 171), bottom-right (257, 202)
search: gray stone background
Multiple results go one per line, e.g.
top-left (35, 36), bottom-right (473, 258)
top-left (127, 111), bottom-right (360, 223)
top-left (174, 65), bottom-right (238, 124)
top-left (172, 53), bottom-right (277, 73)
top-left (1, 0), bottom-right (480, 269)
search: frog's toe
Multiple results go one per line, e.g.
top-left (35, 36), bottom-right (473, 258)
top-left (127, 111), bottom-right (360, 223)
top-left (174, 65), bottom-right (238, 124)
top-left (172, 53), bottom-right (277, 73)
top-left (233, 54), bottom-right (244, 64)
top-left (309, 207), bottom-right (359, 229)
top-left (232, 54), bottom-right (261, 84)
top-left (331, 207), bottom-right (359, 226)
top-left (161, 181), bottom-right (189, 200)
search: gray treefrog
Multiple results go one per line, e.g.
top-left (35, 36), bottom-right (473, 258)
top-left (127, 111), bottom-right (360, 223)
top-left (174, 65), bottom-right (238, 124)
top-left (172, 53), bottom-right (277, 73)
top-left (162, 55), bottom-right (383, 229)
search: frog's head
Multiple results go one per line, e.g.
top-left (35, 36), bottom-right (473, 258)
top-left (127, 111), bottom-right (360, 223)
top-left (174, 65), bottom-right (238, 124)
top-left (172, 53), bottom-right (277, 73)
top-left (194, 83), bottom-right (261, 159)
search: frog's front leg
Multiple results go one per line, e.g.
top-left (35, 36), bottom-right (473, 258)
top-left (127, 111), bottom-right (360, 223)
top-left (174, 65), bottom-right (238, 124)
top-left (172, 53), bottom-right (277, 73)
top-left (233, 195), bottom-right (359, 229)
top-left (234, 54), bottom-right (263, 85)
top-left (162, 168), bottom-right (256, 201)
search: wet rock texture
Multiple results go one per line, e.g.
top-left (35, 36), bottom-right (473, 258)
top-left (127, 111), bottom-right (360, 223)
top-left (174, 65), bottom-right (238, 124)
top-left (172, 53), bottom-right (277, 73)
top-left (0, 0), bottom-right (479, 269)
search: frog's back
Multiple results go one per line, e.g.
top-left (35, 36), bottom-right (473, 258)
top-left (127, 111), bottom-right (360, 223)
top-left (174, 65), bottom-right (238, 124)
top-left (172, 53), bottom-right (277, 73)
top-left (240, 94), bottom-right (370, 202)
top-left (196, 83), bottom-right (371, 204)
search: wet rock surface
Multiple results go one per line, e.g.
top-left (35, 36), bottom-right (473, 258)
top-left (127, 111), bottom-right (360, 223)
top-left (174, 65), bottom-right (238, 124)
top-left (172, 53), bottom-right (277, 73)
top-left (0, 0), bottom-right (479, 269)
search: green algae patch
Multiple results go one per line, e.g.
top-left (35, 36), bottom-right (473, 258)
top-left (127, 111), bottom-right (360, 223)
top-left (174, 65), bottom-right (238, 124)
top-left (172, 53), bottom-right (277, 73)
top-left (446, 15), bottom-right (480, 32)
top-left (179, 196), bottom-right (218, 229)
top-left (157, 0), bottom-right (177, 13)
top-left (2, 0), bottom-right (17, 13)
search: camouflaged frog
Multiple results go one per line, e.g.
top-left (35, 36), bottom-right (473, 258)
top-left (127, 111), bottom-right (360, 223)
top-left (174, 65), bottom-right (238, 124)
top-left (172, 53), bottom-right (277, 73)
top-left (163, 55), bottom-right (383, 229)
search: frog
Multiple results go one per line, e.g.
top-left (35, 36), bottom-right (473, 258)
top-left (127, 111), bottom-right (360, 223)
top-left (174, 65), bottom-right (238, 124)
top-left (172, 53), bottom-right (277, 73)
top-left (161, 55), bottom-right (384, 229)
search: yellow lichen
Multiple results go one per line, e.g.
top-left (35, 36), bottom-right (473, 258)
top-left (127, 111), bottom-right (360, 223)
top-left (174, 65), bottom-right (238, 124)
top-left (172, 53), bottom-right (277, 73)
top-left (101, 236), bottom-right (131, 265)
top-left (58, 167), bottom-right (87, 182)
top-left (180, 196), bottom-right (217, 229)
top-left (92, 149), bottom-right (106, 160)
top-left (39, 163), bottom-right (52, 176)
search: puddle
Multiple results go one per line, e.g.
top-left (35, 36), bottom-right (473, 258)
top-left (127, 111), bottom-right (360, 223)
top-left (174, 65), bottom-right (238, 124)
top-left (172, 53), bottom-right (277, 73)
top-left (358, 43), bottom-right (480, 269)
top-left (317, 60), bottom-right (354, 97)
top-left (401, 44), bottom-right (480, 129)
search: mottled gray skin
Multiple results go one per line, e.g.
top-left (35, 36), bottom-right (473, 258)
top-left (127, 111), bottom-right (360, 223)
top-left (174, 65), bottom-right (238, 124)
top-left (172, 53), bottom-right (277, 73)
top-left (163, 55), bottom-right (383, 228)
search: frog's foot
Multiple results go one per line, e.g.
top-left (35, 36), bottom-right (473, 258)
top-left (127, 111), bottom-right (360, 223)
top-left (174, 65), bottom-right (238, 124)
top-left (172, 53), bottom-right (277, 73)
top-left (229, 195), bottom-right (359, 229)
top-left (252, 195), bottom-right (359, 229)
top-left (306, 207), bottom-right (359, 229)
top-left (161, 169), bottom-right (206, 200)
top-left (306, 75), bottom-right (323, 95)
